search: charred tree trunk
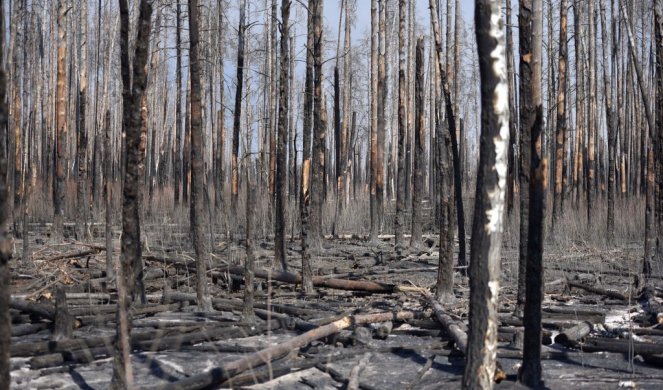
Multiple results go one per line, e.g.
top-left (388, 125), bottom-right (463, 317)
top-left (519, 0), bottom-right (545, 387)
top-left (600, 0), bottom-right (615, 240)
top-left (369, 0), bottom-right (379, 240)
top-left (300, 0), bottom-right (315, 293)
top-left (231, 0), bottom-right (247, 217)
top-left (587, 0), bottom-right (597, 224)
top-left (174, 0), bottom-right (183, 207)
top-left (310, 0), bottom-right (325, 243)
top-left (111, 0), bottom-right (153, 386)
top-left (516, 0), bottom-right (533, 317)
top-left (395, 0), bottom-right (407, 252)
top-left (552, 0), bottom-right (568, 227)
top-left (53, 0), bottom-right (67, 241)
top-left (429, 0), bottom-right (457, 299)
top-left (0, 1), bottom-right (11, 385)
top-left (506, 0), bottom-right (517, 215)
top-left (410, 37), bottom-right (424, 250)
top-left (463, 0), bottom-right (509, 387)
top-left (104, 111), bottom-right (114, 281)
top-left (76, 0), bottom-right (89, 241)
top-left (274, 0), bottom-right (290, 271)
top-left (188, 0), bottom-right (212, 312)
top-left (621, 1), bottom-right (656, 278)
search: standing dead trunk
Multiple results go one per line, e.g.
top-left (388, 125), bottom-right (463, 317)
top-left (654, 0), bottom-right (663, 278)
top-left (587, 0), bottom-right (597, 224)
top-left (188, 0), bottom-right (212, 312)
top-left (0, 1), bottom-right (11, 385)
top-left (599, 0), bottom-right (615, 240)
top-left (174, 0), bottom-right (183, 207)
top-left (621, 1), bottom-right (656, 277)
top-left (395, 0), bottom-right (407, 252)
top-left (519, 0), bottom-right (545, 386)
top-left (516, 0), bottom-right (533, 316)
top-left (310, 0), bottom-right (325, 242)
top-left (369, 0), bottom-right (379, 240)
top-left (410, 37), bottom-right (424, 250)
top-left (463, 0), bottom-right (509, 387)
top-left (53, 0), bottom-right (67, 241)
top-left (506, 0), bottom-right (517, 215)
top-left (552, 0), bottom-right (568, 227)
top-left (243, 160), bottom-right (256, 323)
top-left (76, 0), bottom-right (89, 241)
top-left (111, 0), bottom-right (153, 387)
top-left (104, 111), bottom-right (114, 281)
top-left (231, 0), bottom-right (247, 217)
top-left (429, 0), bottom-right (457, 300)
top-left (299, 0), bottom-right (315, 293)
top-left (274, 0), bottom-right (290, 271)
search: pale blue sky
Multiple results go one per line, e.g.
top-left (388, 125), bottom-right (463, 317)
top-left (323, 0), bottom-right (475, 39)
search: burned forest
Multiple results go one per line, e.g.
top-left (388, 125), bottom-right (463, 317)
top-left (4, 0), bottom-right (663, 389)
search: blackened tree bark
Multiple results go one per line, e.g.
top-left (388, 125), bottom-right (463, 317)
top-left (76, 0), bottom-right (89, 241)
top-left (599, 0), bottom-right (615, 240)
top-left (429, 0), bottom-right (457, 300)
top-left (621, 1), bottom-right (656, 277)
top-left (53, 0), bottom-right (67, 241)
top-left (0, 1), bottom-right (11, 386)
top-left (410, 37), bottom-right (424, 250)
top-left (552, 0), bottom-right (568, 228)
top-left (463, 0), bottom-right (510, 387)
top-left (310, 0), bottom-right (324, 243)
top-left (587, 0), bottom-right (597, 224)
top-left (369, 0), bottom-right (379, 240)
top-left (274, 0), bottom-right (291, 271)
top-left (174, 0), bottom-right (183, 207)
top-left (516, 0), bottom-right (533, 317)
top-left (506, 0), bottom-right (517, 215)
top-left (243, 160), bottom-right (256, 323)
top-left (519, 0), bottom-right (545, 386)
top-left (395, 0), bottom-right (407, 252)
top-left (215, 0), bottom-right (226, 212)
top-left (188, 0), bottom-right (213, 312)
top-left (299, 0), bottom-right (315, 293)
top-left (104, 111), bottom-right (114, 281)
top-left (111, 0), bottom-right (153, 387)
top-left (654, 0), bottom-right (663, 278)
top-left (232, 0), bottom-right (247, 217)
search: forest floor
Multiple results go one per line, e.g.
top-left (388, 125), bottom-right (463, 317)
top-left (7, 222), bottom-right (663, 389)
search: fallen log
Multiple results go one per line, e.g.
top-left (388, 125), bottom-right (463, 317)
top-left (567, 280), bottom-right (628, 301)
top-left (28, 322), bottom-right (281, 369)
top-left (11, 323), bottom-right (49, 337)
top-left (423, 293), bottom-right (468, 352)
top-left (573, 337), bottom-right (663, 356)
top-left (316, 361), bottom-right (378, 390)
top-left (554, 321), bottom-right (593, 346)
top-left (214, 266), bottom-right (398, 294)
top-left (139, 310), bottom-right (420, 390)
top-left (43, 249), bottom-right (99, 262)
top-left (10, 297), bottom-right (55, 320)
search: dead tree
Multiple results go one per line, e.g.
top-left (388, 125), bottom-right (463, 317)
top-left (519, 0), bottom-right (545, 386)
top-left (587, 0), bottom-right (597, 224)
top-left (506, 0), bottom-right (517, 215)
top-left (174, 0), bottom-right (183, 207)
top-left (111, 0), bottom-right (153, 387)
top-left (621, 1), bottom-right (657, 277)
top-left (300, 0), bottom-right (315, 293)
top-left (552, 0), bottom-right (568, 227)
top-left (188, 0), bottom-right (212, 312)
top-left (231, 0), bottom-right (247, 217)
top-left (428, 0), bottom-right (456, 301)
top-left (516, 0), bottom-right (533, 316)
top-left (76, 0), bottom-right (89, 241)
top-left (274, 0), bottom-right (291, 271)
top-left (310, 0), bottom-right (324, 242)
top-left (395, 0), bottom-right (407, 251)
top-left (463, 0), bottom-right (510, 387)
top-left (655, 0), bottom-right (663, 277)
top-left (369, 0), bottom-right (379, 241)
top-left (104, 111), bottom-right (114, 281)
top-left (410, 37), bottom-right (424, 249)
top-left (53, 0), bottom-right (67, 240)
top-left (0, 0), bottom-right (11, 386)
top-left (243, 159), bottom-right (256, 323)
top-left (599, 0), bottom-right (615, 240)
